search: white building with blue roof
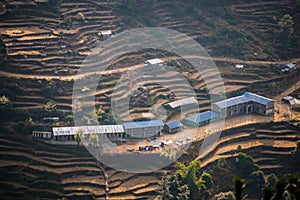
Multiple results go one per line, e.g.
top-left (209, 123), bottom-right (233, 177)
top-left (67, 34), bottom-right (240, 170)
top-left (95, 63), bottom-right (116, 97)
top-left (183, 111), bottom-right (220, 127)
top-left (123, 119), bottom-right (164, 138)
top-left (212, 92), bottom-right (275, 118)
top-left (163, 120), bottom-right (183, 134)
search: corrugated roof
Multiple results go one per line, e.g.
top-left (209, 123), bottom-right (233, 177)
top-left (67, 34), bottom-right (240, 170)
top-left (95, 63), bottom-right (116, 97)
top-left (286, 63), bottom-right (296, 69)
top-left (184, 111), bottom-right (220, 123)
top-left (146, 58), bottom-right (163, 65)
top-left (244, 92), bottom-right (273, 105)
top-left (214, 92), bottom-right (274, 109)
top-left (53, 125), bottom-right (124, 136)
top-left (214, 95), bottom-right (250, 109)
top-left (165, 120), bottom-right (182, 129)
top-left (123, 120), bottom-right (164, 130)
top-left (166, 97), bottom-right (198, 109)
top-left (289, 98), bottom-right (300, 106)
top-left (101, 30), bottom-right (112, 35)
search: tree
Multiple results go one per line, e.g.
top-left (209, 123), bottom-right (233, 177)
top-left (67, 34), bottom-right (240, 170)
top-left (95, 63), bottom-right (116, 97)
top-left (267, 174), bottom-right (278, 189)
top-left (263, 185), bottom-right (273, 200)
top-left (89, 133), bottom-right (99, 147)
top-left (236, 145), bottom-right (243, 153)
top-left (177, 184), bottom-right (190, 200)
top-left (278, 14), bottom-right (295, 39)
top-left (158, 172), bottom-right (172, 200)
top-left (0, 95), bottom-right (11, 107)
top-left (250, 170), bottom-right (265, 196)
top-left (217, 157), bottom-right (227, 168)
top-left (291, 140), bottom-right (300, 165)
top-left (44, 101), bottom-right (57, 113)
top-left (233, 176), bottom-right (247, 200)
top-left (95, 106), bottom-right (105, 121)
top-left (215, 191), bottom-right (235, 200)
top-left (161, 160), bottom-right (213, 200)
top-left (201, 171), bottom-right (213, 188)
top-left (74, 129), bottom-right (83, 147)
top-left (274, 178), bottom-right (286, 200)
top-left (236, 152), bottom-right (259, 176)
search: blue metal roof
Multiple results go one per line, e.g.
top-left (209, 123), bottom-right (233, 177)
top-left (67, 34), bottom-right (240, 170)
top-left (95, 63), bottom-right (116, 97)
top-left (123, 120), bottom-right (164, 129)
top-left (184, 111), bottom-right (220, 123)
top-left (214, 92), bottom-right (274, 109)
top-left (244, 92), bottom-right (273, 105)
top-left (165, 120), bottom-right (182, 129)
top-left (214, 96), bottom-right (249, 109)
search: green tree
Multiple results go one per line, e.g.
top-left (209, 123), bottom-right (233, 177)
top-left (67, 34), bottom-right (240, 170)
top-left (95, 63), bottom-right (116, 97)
top-left (263, 184), bottom-right (273, 200)
top-left (89, 133), bottom-right (99, 147)
top-left (201, 171), bottom-right (213, 188)
top-left (274, 178), bottom-right (286, 200)
top-left (217, 157), bottom-right (227, 168)
top-left (291, 141), bottom-right (300, 165)
top-left (95, 106), bottom-right (105, 121)
top-left (215, 191), bottom-right (235, 200)
top-left (44, 101), bottom-right (57, 113)
top-left (163, 160), bottom-right (212, 200)
top-left (158, 172), bottom-right (172, 200)
top-left (233, 176), bottom-right (247, 200)
top-left (74, 129), bottom-right (83, 147)
top-left (267, 174), bottom-right (278, 189)
top-left (236, 152), bottom-right (259, 176)
top-left (278, 14), bottom-right (295, 39)
top-left (0, 95), bottom-right (11, 107)
top-left (177, 184), bottom-right (190, 200)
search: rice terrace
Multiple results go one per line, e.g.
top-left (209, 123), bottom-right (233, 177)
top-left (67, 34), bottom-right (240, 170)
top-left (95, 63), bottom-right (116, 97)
top-left (0, 0), bottom-right (300, 199)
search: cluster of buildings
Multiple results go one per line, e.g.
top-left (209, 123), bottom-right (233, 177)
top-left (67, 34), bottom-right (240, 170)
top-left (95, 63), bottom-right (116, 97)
top-left (282, 96), bottom-right (300, 109)
top-left (281, 63), bottom-right (297, 73)
top-left (33, 92), bottom-right (275, 141)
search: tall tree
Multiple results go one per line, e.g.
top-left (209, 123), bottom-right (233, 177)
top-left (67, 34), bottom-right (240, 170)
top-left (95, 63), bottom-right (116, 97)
top-left (233, 176), bottom-right (246, 200)
top-left (74, 129), bottom-right (83, 147)
top-left (159, 172), bottom-right (172, 200)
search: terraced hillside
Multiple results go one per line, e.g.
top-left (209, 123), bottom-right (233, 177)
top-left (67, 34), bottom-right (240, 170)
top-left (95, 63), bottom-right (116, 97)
top-left (0, 129), bottom-right (166, 199)
top-left (0, 0), bottom-right (300, 199)
top-left (0, 121), bottom-right (299, 199)
top-left (0, 0), bottom-right (299, 118)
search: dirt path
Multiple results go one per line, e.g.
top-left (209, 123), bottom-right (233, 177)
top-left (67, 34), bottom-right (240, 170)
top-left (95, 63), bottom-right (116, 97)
top-left (1, 56), bottom-right (299, 80)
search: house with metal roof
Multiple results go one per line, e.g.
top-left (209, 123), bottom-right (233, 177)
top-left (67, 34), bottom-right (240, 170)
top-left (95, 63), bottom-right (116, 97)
top-left (52, 125), bottom-right (125, 140)
top-left (163, 120), bottom-right (182, 134)
top-left (123, 119), bottom-right (164, 138)
top-left (165, 97), bottom-right (198, 109)
top-left (212, 92), bottom-right (275, 118)
top-left (146, 58), bottom-right (163, 65)
top-left (100, 30), bottom-right (112, 38)
top-left (183, 111), bottom-right (220, 127)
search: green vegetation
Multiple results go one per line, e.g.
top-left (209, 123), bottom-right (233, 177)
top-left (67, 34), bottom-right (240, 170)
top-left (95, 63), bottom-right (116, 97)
top-left (263, 174), bottom-right (300, 200)
top-left (159, 161), bottom-right (213, 200)
top-left (233, 176), bottom-right (247, 200)
top-left (0, 95), bottom-right (11, 107)
top-left (89, 133), bottom-right (99, 147)
top-left (236, 152), bottom-right (259, 177)
top-left (74, 129), bottom-right (83, 147)
top-left (291, 140), bottom-right (300, 165)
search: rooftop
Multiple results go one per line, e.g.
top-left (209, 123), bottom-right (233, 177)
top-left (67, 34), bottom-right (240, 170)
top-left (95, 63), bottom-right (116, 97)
top-left (146, 58), bottom-right (163, 65)
top-left (123, 119), bottom-right (164, 129)
top-left (214, 92), bottom-right (274, 109)
top-left (53, 125), bottom-right (124, 136)
top-left (184, 111), bottom-right (220, 123)
top-left (166, 97), bottom-right (198, 109)
top-left (100, 30), bottom-right (112, 36)
top-left (286, 63), bottom-right (297, 69)
top-left (164, 120), bottom-right (182, 129)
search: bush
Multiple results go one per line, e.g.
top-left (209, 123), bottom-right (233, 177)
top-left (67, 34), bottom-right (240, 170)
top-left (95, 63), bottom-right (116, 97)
top-left (236, 152), bottom-right (259, 177)
top-left (215, 191), bottom-right (235, 200)
top-left (291, 141), bottom-right (300, 165)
